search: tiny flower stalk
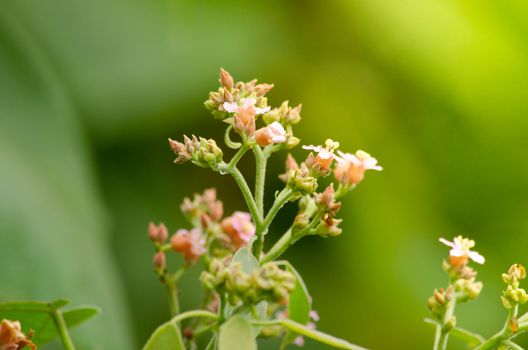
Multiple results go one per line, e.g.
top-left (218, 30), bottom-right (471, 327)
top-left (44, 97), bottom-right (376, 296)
top-left (146, 69), bottom-right (379, 349)
top-left (429, 236), bottom-right (484, 350)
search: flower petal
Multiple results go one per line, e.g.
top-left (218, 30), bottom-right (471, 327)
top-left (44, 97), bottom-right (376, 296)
top-left (223, 102), bottom-right (238, 113)
top-left (468, 251), bottom-right (485, 264)
top-left (439, 237), bottom-right (455, 248)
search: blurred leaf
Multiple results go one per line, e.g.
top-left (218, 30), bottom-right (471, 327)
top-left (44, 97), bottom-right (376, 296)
top-left (232, 247), bottom-right (259, 274)
top-left (143, 320), bottom-right (185, 350)
top-left (0, 7), bottom-right (133, 348)
top-left (218, 315), bottom-right (257, 350)
top-left (0, 299), bottom-right (100, 346)
top-left (277, 261), bottom-right (311, 348)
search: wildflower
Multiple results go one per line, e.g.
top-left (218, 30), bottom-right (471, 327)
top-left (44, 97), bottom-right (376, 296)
top-left (221, 211), bottom-right (256, 248)
top-left (439, 236), bottom-right (485, 267)
top-left (148, 222), bottom-right (168, 243)
top-left (171, 229), bottom-right (206, 263)
top-left (302, 139), bottom-right (340, 176)
top-left (334, 150), bottom-right (382, 186)
top-left (255, 121), bottom-right (287, 146)
top-left (168, 135), bottom-right (223, 170)
top-left (0, 319), bottom-right (36, 350)
top-left (181, 188), bottom-right (224, 224)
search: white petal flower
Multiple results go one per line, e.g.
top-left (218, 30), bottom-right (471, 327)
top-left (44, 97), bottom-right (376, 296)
top-left (267, 122), bottom-right (287, 143)
top-left (439, 236), bottom-right (485, 264)
top-left (223, 101), bottom-right (239, 113)
top-left (336, 150), bottom-right (383, 171)
top-left (223, 97), bottom-right (270, 115)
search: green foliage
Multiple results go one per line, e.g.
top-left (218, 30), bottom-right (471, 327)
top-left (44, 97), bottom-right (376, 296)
top-left (218, 315), bottom-right (257, 350)
top-left (0, 299), bottom-right (99, 346)
top-left (278, 262), bottom-right (311, 348)
top-left (142, 320), bottom-right (185, 350)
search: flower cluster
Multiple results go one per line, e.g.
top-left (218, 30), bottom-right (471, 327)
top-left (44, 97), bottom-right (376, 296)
top-left (148, 188), bottom-right (257, 274)
top-left (201, 258), bottom-right (296, 306)
top-left (145, 69), bottom-right (382, 350)
top-left (501, 264), bottom-right (528, 310)
top-left (0, 319), bottom-right (36, 350)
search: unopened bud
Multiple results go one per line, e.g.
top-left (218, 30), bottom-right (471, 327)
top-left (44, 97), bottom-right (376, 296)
top-left (219, 68), bottom-right (234, 90)
top-left (153, 252), bottom-right (166, 270)
top-left (255, 83), bottom-right (274, 96)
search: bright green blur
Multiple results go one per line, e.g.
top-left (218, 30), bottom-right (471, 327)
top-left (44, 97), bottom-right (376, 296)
top-left (1, 0), bottom-right (528, 348)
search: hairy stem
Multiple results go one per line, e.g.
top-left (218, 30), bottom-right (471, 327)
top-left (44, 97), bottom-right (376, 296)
top-left (51, 309), bottom-right (76, 350)
top-left (262, 188), bottom-right (293, 231)
top-left (260, 229), bottom-right (293, 264)
top-left (253, 146), bottom-right (267, 216)
top-left (222, 165), bottom-right (261, 226)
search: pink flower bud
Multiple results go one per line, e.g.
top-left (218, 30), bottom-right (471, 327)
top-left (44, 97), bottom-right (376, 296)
top-left (170, 229), bottom-right (206, 263)
top-left (221, 211), bottom-right (256, 248)
top-left (219, 68), bottom-right (234, 90)
top-left (255, 122), bottom-right (287, 146)
top-left (153, 252), bottom-right (166, 270)
top-left (148, 222), bottom-right (168, 243)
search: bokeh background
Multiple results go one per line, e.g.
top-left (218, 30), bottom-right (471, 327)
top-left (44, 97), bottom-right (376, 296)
top-left (2, 0), bottom-right (528, 349)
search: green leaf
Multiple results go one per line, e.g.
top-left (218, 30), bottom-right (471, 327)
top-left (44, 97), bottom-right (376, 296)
top-left (0, 300), bottom-right (100, 346)
top-left (277, 261), bottom-right (311, 348)
top-left (280, 319), bottom-right (367, 350)
top-left (143, 320), bottom-right (185, 350)
top-left (251, 301), bottom-right (268, 337)
top-left (218, 315), bottom-right (257, 350)
top-left (232, 247), bottom-right (259, 274)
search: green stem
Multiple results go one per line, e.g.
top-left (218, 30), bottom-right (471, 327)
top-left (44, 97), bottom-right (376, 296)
top-left (261, 210), bottom-right (322, 263)
top-left (433, 292), bottom-right (456, 350)
top-left (502, 340), bottom-right (525, 350)
top-left (260, 228), bottom-right (293, 264)
top-left (169, 310), bottom-right (219, 324)
top-left (51, 309), bottom-right (76, 350)
top-left (254, 187), bottom-right (294, 258)
top-left (253, 146), bottom-right (267, 216)
top-left (261, 188), bottom-right (293, 231)
top-left (220, 164), bottom-right (261, 227)
top-left (227, 144), bottom-right (249, 168)
top-left (251, 319), bottom-right (367, 350)
top-left (474, 306), bottom-right (519, 350)
top-left (166, 284), bottom-right (180, 318)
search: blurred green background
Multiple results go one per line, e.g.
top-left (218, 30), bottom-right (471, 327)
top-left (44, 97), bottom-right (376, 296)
top-left (2, 0), bottom-right (528, 348)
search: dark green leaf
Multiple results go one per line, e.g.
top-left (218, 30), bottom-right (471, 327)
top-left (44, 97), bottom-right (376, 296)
top-left (218, 315), bottom-right (257, 350)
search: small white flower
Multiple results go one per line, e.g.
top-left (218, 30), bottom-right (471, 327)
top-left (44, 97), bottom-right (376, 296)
top-left (267, 122), bottom-right (287, 143)
top-left (303, 139), bottom-right (340, 159)
top-left (439, 236), bottom-right (485, 264)
top-left (335, 150), bottom-right (383, 171)
top-left (223, 97), bottom-right (270, 115)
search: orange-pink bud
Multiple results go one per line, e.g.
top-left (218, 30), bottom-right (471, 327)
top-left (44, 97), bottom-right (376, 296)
top-left (153, 252), bottom-right (166, 270)
top-left (219, 68), bottom-right (234, 90)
